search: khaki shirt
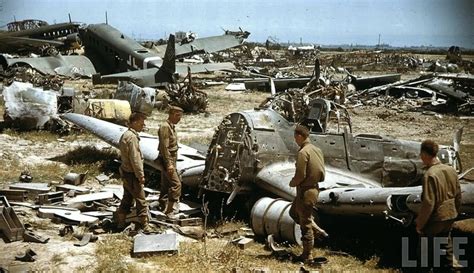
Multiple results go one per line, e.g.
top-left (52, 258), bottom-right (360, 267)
top-left (290, 138), bottom-right (325, 189)
top-left (416, 162), bottom-right (461, 231)
top-left (158, 120), bottom-right (178, 168)
top-left (119, 128), bottom-right (144, 180)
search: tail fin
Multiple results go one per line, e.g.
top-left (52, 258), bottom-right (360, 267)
top-left (155, 34), bottom-right (176, 84)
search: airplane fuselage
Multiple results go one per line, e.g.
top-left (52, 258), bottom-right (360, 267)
top-left (80, 23), bottom-right (163, 74)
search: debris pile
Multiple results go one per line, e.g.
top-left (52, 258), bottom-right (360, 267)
top-left (165, 69), bottom-right (208, 113)
top-left (348, 73), bottom-right (474, 115)
top-left (1, 66), bottom-right (64, 90)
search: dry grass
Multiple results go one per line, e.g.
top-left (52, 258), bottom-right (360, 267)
top-left (94, 233), bottom-right (134, 273)
top-left (91, 218), bottom-right (388, 272)
top-left (2, 128), bottom-right (60, 142)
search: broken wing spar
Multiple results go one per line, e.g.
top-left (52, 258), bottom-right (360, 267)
top-left (61, 113), bottom-right (205, 187)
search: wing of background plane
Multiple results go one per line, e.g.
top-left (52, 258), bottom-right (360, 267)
top-left (0, 36), bottom-right (64, 50)
top-left (96, 62), bottom-right (236, 87)
top-left (62, 113), bottom-right (206, 187)
top-left (0, 55), bottom-right (96, 77)
top-left (154, 34), bottom-right (248, 58)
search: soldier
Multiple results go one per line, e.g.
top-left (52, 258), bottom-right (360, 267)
top-left (157, 105), bottom-right (183, 218)
top-left (415, 139), bottom-right (461, 272)
top-left (289, 125), bottom-right (327, 263)
top-left (115, 112), bottom-right (151, 232)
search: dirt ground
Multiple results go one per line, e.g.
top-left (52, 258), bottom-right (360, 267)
top-left (0, 54), bottom-right (473, 272)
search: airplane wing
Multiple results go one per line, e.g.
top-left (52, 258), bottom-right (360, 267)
top-left (1, 55), bottom-right (96, 77)
top-left (154, 35), bottom-right (247, 58)
top-left (255, 162), bottom-right (380, 201)
top-left (255, 161), bottom-right (474, 224)
top-left (62, 113), bottom-right (206, 187)
top-left (0, 36), bottom-right (63, 51)
top-left (95, 62), bottom-right (236, 87)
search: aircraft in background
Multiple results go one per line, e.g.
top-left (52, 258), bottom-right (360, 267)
top-left (80, 23), bottom-right (247, 87)
top-left (0, 19), bottom-right (82, 55)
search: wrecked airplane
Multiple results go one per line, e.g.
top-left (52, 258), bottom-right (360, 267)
top-left (80, 23), bottom-right (243, 87)
top-left (349, 73), bottom-right (474, 115)
top-left (0, 19), bottom-right (82, 55)
top-left (62, 88), bottom-right (474, 245)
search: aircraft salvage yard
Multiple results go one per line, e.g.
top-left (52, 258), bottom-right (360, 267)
top-left (0, 4), bottom-right (473, 272)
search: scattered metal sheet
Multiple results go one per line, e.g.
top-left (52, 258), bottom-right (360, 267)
top-left (55, 184), bottom-right (91, 195)
top-left (232, 237), bottom-right (254, 249)
top-left (95, 173), bottom-right (111, 183)
top-left (9, 183), bottom-right (51, 198)
top-left (38, 206), bottom-right (80, 219)
top-left (133, 233), bottom-right (178, 257)
top-left (23, 231), bottom-right (50, 243)
top-left (53, 210), bottom-right (99, 225)
top-left (82, 211), bottom-right (113, 218)
top-left (350, 73), bottom-right (401, 90)
top-left (225, 82), bottom-right (246, 91)
top-left (65, 191), bottom-right (114, 205)
top-left (101, 185), bottom-right (123, 200)
top-left (9, 202), bottom-right (38, 209)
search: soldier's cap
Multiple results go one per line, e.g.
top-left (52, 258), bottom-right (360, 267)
top-left (168, 105), bottom-right (184, 112)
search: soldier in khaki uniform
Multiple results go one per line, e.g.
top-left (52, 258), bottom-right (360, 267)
top-left (157, 105), bottom-right (183, 217)
top-left (289, 125), bottom-right (327, 263)
top-left (116, 112), bottom-right (151, 232)
top-left (415, 139), bottom-right (461, 272)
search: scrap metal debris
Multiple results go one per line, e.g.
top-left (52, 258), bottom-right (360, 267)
top-left (348, 73), bottom-right (473, 115)
top-left (164, 68), bottom-right (208, 113)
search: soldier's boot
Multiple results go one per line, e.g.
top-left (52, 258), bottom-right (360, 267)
top-left (138, 216), bottom-right (153, 233)
top-left (297, 240), bottom-right (314, 263)
top-left (164, 201), bottom-right (179, 219)
top-left (311, 220), bottom-right (329, 240)
top-left (158, 199), bottom-right (167, 212)
top-left (113, 211), bottom-right (127, 230)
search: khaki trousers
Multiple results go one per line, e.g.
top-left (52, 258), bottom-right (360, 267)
top-left (117, 171), bottom-right (149, 221)
top-left (289, 188), bottom-right (319, 243)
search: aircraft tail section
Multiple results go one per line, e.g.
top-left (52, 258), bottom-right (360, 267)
top-left (155, 34), bottom-right (176, 84)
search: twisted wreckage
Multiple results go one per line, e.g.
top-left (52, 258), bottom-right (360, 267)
top-left (63, 89), bottom-right (474, 244)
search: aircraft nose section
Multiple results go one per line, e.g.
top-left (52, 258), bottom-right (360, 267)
top-left (200, 113), bottom-right (253, 193)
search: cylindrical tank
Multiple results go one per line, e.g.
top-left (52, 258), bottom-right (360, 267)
top-left (250, 197), bottom-right (302, 245)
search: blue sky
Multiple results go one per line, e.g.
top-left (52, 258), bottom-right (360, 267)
top-left (1, 0), bottom-right (473, 47)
